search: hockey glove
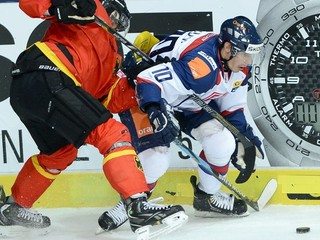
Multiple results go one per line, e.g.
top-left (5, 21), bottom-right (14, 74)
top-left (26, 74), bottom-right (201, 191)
top-left (121, 51), bottom-right (154, 88)
top-left (231, 125), bottom-right (264, 173)
top-left (146, 103), bottom-right (179, 143)
top-left (155, 55), bottom-right (176, 63)
top-left (49, 0), bottom-right (96, 25)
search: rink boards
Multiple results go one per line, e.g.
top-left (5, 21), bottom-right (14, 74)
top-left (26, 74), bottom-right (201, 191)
top-left (0, 168), bottom-right (319, 208)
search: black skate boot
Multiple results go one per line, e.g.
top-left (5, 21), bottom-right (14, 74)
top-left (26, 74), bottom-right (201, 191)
top-left (125, 193), bottom-right (188, 239)
top-left (190, 175), bottom-right (249, 217)
top-left (0, 186), bottom-right (50, 228)
top-left (97, 200), bottom-right (128, 233)
top-left (97, 195), bottom-right (164, 233)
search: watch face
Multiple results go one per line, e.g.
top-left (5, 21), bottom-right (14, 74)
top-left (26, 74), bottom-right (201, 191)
top-left (267, 14), bottom-right (320, 147)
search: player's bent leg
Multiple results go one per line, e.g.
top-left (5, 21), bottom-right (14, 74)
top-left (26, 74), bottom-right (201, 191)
top-left (97, 146), bottom-right (171, 233)
top-left (191, 121), bottom-right (248, 217)
top-left (0, 157), bottom-right (53, 228)
top-left (1, 146), bottom-right (77, 228)
top-left (91, 120), bottom-right (187, 236)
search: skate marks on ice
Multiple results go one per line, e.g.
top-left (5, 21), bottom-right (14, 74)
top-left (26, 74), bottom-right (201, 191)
top-left (3, 205), bottom-right (320, 240)
top-left (98, 205), bottom-right (320, 240)
top-left (0, 226), bottom-right (50, 239)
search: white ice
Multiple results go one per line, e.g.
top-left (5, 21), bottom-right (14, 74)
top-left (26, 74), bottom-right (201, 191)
top-left (2, 205), bottom-right (319, 240)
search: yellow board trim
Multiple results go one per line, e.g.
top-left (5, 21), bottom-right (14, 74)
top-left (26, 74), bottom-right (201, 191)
top-left (35, 42), bottom-right (81, 86)
top-left (1, 168), bottom-right (320, 208)
top-left (278, 175), bottom-right (320, 193)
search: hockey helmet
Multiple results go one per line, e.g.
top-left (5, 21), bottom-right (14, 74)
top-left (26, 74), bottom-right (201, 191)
top-left (101, 0), bottom-right (131, 34)
top-left (219, 16), bottom-right (263, 56)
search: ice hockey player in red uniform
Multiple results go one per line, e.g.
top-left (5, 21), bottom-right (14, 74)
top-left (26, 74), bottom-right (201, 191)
top-left (0, 0), bottom-right (187, 237)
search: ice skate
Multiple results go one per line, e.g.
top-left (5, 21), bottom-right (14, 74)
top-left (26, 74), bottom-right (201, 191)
top-left (190, 175), bottom-right (249, 217)
top-left (125, 193), bottom-right (188, 240)
top-left (0, 186), bottom-right (50, 228)
top-left (96, 200), bottom-right (128, 234)
top-left (96, 196), bottom-right (168, 234)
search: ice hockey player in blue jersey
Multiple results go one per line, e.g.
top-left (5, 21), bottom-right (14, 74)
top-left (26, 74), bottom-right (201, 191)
top-left (98, 16), bottom-right (265, 232)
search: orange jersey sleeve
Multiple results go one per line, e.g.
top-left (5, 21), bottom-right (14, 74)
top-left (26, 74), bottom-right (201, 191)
top-left (102, 71), bottom-right (138, 113)
top-left (19, 0), bottom-right (52, 18)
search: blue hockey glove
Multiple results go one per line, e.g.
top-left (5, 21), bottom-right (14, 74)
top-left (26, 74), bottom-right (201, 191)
top-left (145, 103), bottom-right (179, 143)
top-left (231, 125), bottom-right (264, 173)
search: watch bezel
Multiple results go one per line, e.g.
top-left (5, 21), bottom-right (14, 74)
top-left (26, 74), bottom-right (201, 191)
top-left (249, 0), bottom-right (320, 165)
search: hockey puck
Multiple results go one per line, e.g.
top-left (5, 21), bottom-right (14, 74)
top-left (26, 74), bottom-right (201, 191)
top-left (296, 227), bottom-right (310, 233)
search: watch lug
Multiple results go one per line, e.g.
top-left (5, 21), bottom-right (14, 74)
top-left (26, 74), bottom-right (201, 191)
top-left (263, 139), bottom-right (299, 167)
top-left (300, 157), bottom-right (320, 167)
top-left (257, 0), bottom-right (283, 23)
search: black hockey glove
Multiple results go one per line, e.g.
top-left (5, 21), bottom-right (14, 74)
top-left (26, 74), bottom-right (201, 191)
top-left (145, 103), bottom-right (179, 143)
top-left (231, 125), bottom-right (264, 173)
top-left (49, 0), bottom-right (97, 25)
top-left (121, 50), bottom-right (177, 88)
top-left (121, 51), bottom-right (154, 88)
top-left (155, 55), bottom-right (176, 63)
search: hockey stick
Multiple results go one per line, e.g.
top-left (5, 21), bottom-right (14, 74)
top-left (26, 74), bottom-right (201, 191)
top-left (186, 94), bottom-right (256, 184)
top-left (94, 15), bottom-right (154, 65)
top-left (174, 139), bottom-right (277, 211)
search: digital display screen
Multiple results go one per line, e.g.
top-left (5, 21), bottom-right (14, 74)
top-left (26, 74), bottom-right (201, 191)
top-left (294, 102), bottom-right (320, 130)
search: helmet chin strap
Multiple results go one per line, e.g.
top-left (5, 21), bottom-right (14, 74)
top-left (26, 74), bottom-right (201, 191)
top-left (222, 58), bottom-right (230, 72)
top-left (219, 44), bottom-right (238, 72)
top-left (219, 48), bottom-right (232, 72)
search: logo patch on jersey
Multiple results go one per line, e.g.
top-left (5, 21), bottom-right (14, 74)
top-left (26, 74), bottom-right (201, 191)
top-left (187, 57), bottom-right (210, 79)
top-left (131, 106), bottom-right (154, 138)
top-left (134, 156), bottom-right (144, 172)
top-left (231, 80), bottom-right (243, 92)
top-left (198, 51), bottom-right (217, 70)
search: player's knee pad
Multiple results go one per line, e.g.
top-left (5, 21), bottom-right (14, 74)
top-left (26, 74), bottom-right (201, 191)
top-left (47, 86), bottom-right (112, 148)
top-left (200, 127), bottom-right (235, 166)
top-left (37, 145), bottom-right (78, 171)
top-left (191, 119), bottom-right (224, 142)
top-left (138, 146), bottom-right (170, 184)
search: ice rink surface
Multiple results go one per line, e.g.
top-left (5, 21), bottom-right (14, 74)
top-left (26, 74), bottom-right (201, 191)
top-left (1, 204), bottom-right (319, 240)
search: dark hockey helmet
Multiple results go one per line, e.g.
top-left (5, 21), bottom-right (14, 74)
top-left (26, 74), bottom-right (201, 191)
top-left (101, 0), bottom-right (131, 34)
top-left (219, 16), bottom-right (263, 56)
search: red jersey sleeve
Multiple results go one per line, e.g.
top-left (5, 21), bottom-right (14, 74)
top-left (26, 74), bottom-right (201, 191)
top-left (19, 0), bottom-right (53, 19)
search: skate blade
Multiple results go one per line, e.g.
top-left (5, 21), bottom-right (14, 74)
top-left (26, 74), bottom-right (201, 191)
top-left (95, 226), bottom-right (105, 235)
top-left (194, 210), bottom-right (250, 218)
top-left (135, 211), bottom-right (188, 240)
top-left (0, 225), bottom-right (50, 238)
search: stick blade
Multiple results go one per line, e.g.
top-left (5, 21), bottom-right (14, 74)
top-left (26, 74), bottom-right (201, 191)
top-left (257, 179), bottom-right (278, 209)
